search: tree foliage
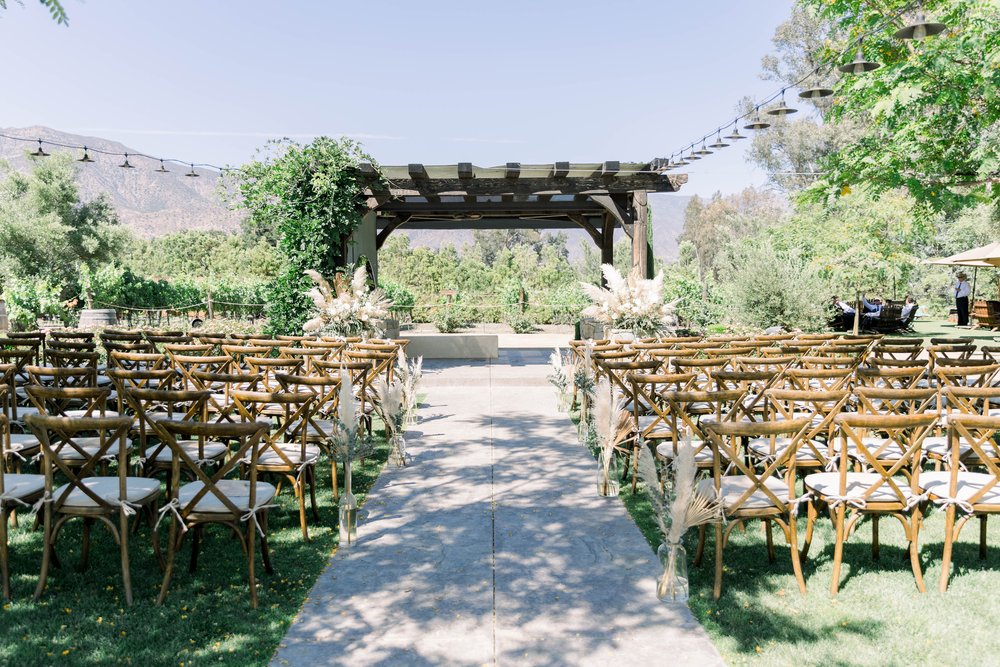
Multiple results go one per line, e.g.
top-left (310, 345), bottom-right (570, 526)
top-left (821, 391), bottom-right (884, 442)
top-left (801, 0), bottom-right (1000, 211)
top-left (0, 0), bottom-right (67, 24)
top-left (225, 137), bottom-right (379, 334)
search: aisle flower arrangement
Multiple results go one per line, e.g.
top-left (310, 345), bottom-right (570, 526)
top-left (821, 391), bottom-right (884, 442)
top-left (303, 266), bottom-right (391, 338)
top-left (581, 264), bottom-right (677, 338)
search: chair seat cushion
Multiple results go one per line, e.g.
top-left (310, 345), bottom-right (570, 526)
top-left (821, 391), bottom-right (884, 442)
top-left (919, 471), bottom-right (1000, 506)
top-left (178, 479), bottom-right (277, 514)
top-left (833, 437), bottom-right (908, 462)
top-left (64, 409), bottom-right (122, 419)
top-left (144, 440), bottom-right (228, 464)
top-left (655, 441), bottom-right (713, 463)
top-left (52, 437), bottom-right (132, 461)
top-left (2, 473), bottom-right (45, 501)
top-left (53, 477), bottom-right (160, 510)
top-left (8, 433), bottom-right (40, 453)
top-left (747, 437), bottom-right (826, 463)
top-left (696, 475), bottom-right (789, 511)
top-left (805, 472), bottom-right (915, 505)
top-left (258, 444), bottom-right (322, 467)
top-left (921, 435), bottom-right (985, 461)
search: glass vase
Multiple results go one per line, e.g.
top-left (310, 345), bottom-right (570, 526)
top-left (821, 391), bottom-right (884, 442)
top-left (657, 541), bottom-right (689, 603)
top-left (558, 391), bottom-right (571, 413)
top-left (390, 433), bottom-right (407, 468)
top-left (339, 490), bottom-right (358, 546)
top-left (596, 449), bottom-right (621, 497)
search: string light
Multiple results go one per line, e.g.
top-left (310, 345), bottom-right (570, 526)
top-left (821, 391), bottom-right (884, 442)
top-left (155, 159), bottom-right (170, 173)
top-left (119, 153), bottom-right (135, 169)
top-left (31, 139), bottom-right (50, 157)
top-left (185, 163), bottom-right (200, 178)
top-left (654, 0), bottom-right (938, 172)
top-left (77, 146), bottom-right (94, 163)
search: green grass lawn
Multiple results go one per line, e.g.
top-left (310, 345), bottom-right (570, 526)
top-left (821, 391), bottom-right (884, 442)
top-left (0, 432), bottom-right (390, 667)
top-left (890, 318), bottom-right (999, 344)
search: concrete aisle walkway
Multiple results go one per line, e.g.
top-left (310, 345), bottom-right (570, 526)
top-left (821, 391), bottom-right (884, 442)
top-left (271, 349), bottom-right (722, 667)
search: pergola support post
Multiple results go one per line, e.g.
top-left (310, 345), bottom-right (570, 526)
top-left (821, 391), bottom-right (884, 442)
top-left (600, 213), bottom-right (615, 286)
top-left (630, 191), bottom-right (649, 279)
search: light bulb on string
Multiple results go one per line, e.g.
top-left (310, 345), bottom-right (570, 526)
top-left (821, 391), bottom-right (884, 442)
top-left (685, 146), bottom-right (701, 161)
top-left (766, 89), bottom-right (798, 116)
top-left (186, 164), bottom-right (199, 178)
top-left (894, 3), bottom-right (946, 40)
top-left (708, 131), bottom-right (730, 150)
top-left (155, 160), bottom-right (170, 173)
top-left (743, 108), bottom-right (771, 131)
top-left (724, 122), bottom-right (746, 141)
top-left (31, 139), bottom-right (50, 157)
top-left (693, 141), bottom-right (713, 156)
top-left (77, 147), bottom-right (94, 163)
top-left (799, 66), bottom-right (834, 99)
top-left (838, 40), bottom-right (880, 74)
top-left (119, 153), bottom-right (135, 169)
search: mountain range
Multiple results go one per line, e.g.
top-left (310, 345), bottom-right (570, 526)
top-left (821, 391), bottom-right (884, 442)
top-left (0, 127), bottom-right (692, 259)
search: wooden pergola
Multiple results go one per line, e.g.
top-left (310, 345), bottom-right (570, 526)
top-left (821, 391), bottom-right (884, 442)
top-left (352, 161), bottom-right (686, 281)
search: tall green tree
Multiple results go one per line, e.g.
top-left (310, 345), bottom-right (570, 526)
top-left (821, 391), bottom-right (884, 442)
top-left (801, 0), bottom-right (1000, 212)
top-left (226, 137), bottom-right (379, 334)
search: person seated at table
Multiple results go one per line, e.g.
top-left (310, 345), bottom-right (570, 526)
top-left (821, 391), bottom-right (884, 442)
top-left (862, 296), bottom-right (882, 315)
top-left (901, 296), bottom-right (917, 320)
top-left (833, 296), bottom-right (855, 314)
top-left (832, 296), bottom-right (855, 329)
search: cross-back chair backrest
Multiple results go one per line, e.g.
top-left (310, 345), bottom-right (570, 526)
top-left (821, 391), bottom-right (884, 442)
top-left (799, 354), bottom-right (859, 370)
top-left (244, 356), bottom-right (303, 392)
top-left (108, 351), bottom-right (167, 372)
top-left (232, 390), bottom-right (316, 468)
top-left (658, 389), bottom-right (745, 461)
top-left (247, 339), bottom-right (284, 357)
top-left (279, 347), bottom-right (328, 375)
top-left (171, 354), bottom-right (232, 390)
top-left (189, 370), bottom-right (262, 424)
top-left (164, 343), bottom-right (214, 361)
top-left (703, 346), bottom-right (755, 360)
top-left (0, 365), bottom-right (13, 420)
top-left (0, 348), bottom-right (34, 384)
top-left (874, 341), bottom-right (923, 361)
top-left (703, 417), bottom-right (812, 516)
top-left (627, 373), bottom-right (697, 443)
top-left (784, 367), bottom-right (853, 392)
top-left (301, 339), bottom-right (346, 361)
top-left (48, 339), bottom-right (97, 352)
top-left (25, 364), bottom-right (97, 389)
top-left (670, 357), bottom-right (729, 391)
top-left (3, 332), bottom-right (45, 365)
top-left (765, 388), bottom-right (850, 466)
top-left (856, 365), bottom-right (927, 390)
top-left (144, 333), bottom-right (194, 352)
top-left (927, 344), bottom-right (976, 368)
top-left (45, 349), bottom-right (99, 375)
top-left (934, 363), bottom-right (1000, 389)
top-left (832, 413), bottom-right (937, 506)
top-left (275, 372), bottom-right (343, 442)
top-left (344, 348), bottom-right (396, 389)
top-left (100, 330), bottom-right (145, 345)
top-left (123, 387), bottom-right (212, 463)
top-left (854, 386), bottom-right (939, 419)
top-left (980, 345), bottom-right (1000, 364)
top-left (103, 341), bottom-right (156, 356)
top-left (942, 386), bottom-right (1000, 420)
top-left (26, 414), bottom-right (134, 512)
top-left (714, 369), bottom-right (781, 421)
top-left (25, 385), bottom-right (112, 419)
top-left (943, 415), bottom-right (1000, 505)
top-left (221, 345), bottom-right (271, 371)
top-left (598, 359), bottom-right (660, 402)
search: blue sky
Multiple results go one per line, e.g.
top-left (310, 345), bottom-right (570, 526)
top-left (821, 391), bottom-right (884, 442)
top-left (2, 0), bottom-right (795, 197)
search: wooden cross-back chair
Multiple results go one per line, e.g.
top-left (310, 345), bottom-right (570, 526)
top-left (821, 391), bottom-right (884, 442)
top-left (107, 368), bottom-right (179, 409)
top-left (700, 417), bottom-right (812, 598)
top-left (2, 333), bottom-right (44, 366)
top-left (714, 369), bottom-right (782, 423)
top-left (45, 349), bottom-right (100, 377)
top-left (703, 346), bottom-right (755, 361)
top-left (856, 365), bottom-right (927, 391)
top-left (48, 339), bottom-right (97, 352)
top-left (154, 419), bottom-right (272, 608)
top-left (751, 388), bottom-right (850, 475)
top-left (873, 341), bottom-right (923, 361)
top-left (103, 341), bottom-right (156, 356)
top-left (244, 356), bottom-right (303, 395)
top-left (100, 330), bottom-right (145, 344)
top-left (190, 370), bottom-right (262, 425)
top-left (670, 357), bottom-right (729, 392)
top-left (783, 367), bottom-right (853, 392)
top-left (123, 388), bottom-right (223, 479)
top-left (144, 332), bottom-right (193, 353)
top-left (652, 389), bottom-right (745, 478)
top-left (0, 353), bottom-right (32, 416)
top-left (301, 339), bottom-right (346, 361)
top-left (108, 351), bottom-right (168, 373)
top-left (312, 359), bottom-right (374, 432)
top-left (922, 386), bottom-right (1000, 471)
top-left (193, 335), bottom-right (230, 354)
top-left (798, 354), bottom-right (859, 370)
top-left (804, 413), bottom-right (937, 595)
top-left (0, 410), bottom-right (45, 599)
top-left (648, 347), bottom-right (697, 373)
top-left (934, 362), bottom-right (1000, 389)
top-left (221, 344), bottom-right (271, 371)
top-left (753, 332), bottom-right (797, 343)
top-left (705, 334), bottom-right (750, 346)
top-left (923, 414), bottom-right (1000, 592)
top-left (278, 347), bottom-right (327, 375)
top-left (275, 372), bottom-right (345, 500)
top-left (163, 343), bottom-right (214, 361)
top-left (980, 345), bottom-right (1000, 364)
top-left (25, 364), bottom-right (97, 390)
top-left (170, 354), bottom-right (232, 390)
top-left (673, 340), bottom-right (718, 352)
top-left (25, 414), bottom-right (160, 605)
top-left (927, 344), bottom-right (977, 370)
top-left (232, 390), bottom-right (319, 541)
top-left (275, 334), bottom-right (314, 344)
top-left (733, 355), bottom-right (796, 373)
top-left (247, 339), bottom-right (285, 357)
top-left (50, 331), bottom-right (94, 342)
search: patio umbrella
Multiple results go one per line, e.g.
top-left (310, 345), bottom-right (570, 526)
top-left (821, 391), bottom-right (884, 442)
top-left (927, 241), bottom-right (1000, 311)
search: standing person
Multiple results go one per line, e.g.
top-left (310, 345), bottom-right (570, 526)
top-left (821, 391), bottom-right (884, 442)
top-left (955, 272), bottom-right (971, 326)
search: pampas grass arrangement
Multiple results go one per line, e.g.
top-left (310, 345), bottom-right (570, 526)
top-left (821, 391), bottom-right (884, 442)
top-left (638, 432), bottom-right (722, 601)
top-left (373, 378), bottom-right (407, 467)
top-left (593, 378), bottom-right (632, 496)
top-left (547, 348), bottom-right (572, 411)
top-left (395, 348), bottom-right (423, 427)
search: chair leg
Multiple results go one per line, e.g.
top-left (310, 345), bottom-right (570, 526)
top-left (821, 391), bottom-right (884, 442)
top-left (693, 525), bottom-right (706, 567)
top-left (787, 514), bottom-right (807, 595)
top-left (0, 509), bottom-right (9, 601)
top-left (247, 524), bottom-right (258, 610)
top-left (765, 520), bottom-right (775, 563)
top-left (631, 444), bottom-right (640, 494)
top-left (830, 504), bottom-right (846, 596)
top-left (331, 461), bottom-right (339, 501)
top-left (713, 522), bottom-right (724, 599)
top-left (871, 515), bottom-right (880, 562)
top-left (308, 468), bottom-right (320, 522)
top-left (157, 518), bottom-right (178, 605)
top-left (33, 505), bottom-right (53, 602)
top-left (980, 515), bottom-right (988, 560)
top-left (939, 507), bottom-right (957, 593)
top-left (801, 500), bottom-right (816, 561)
top-left (297, 476), bottom-right (310, 542)
top-left (908, 511), bottom-right (926, 593)
top-left (119, 513), bottom-right (134, 606)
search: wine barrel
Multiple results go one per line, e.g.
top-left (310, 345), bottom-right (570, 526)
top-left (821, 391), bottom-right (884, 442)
top-left (77, 308), bottom-right (118, 329)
